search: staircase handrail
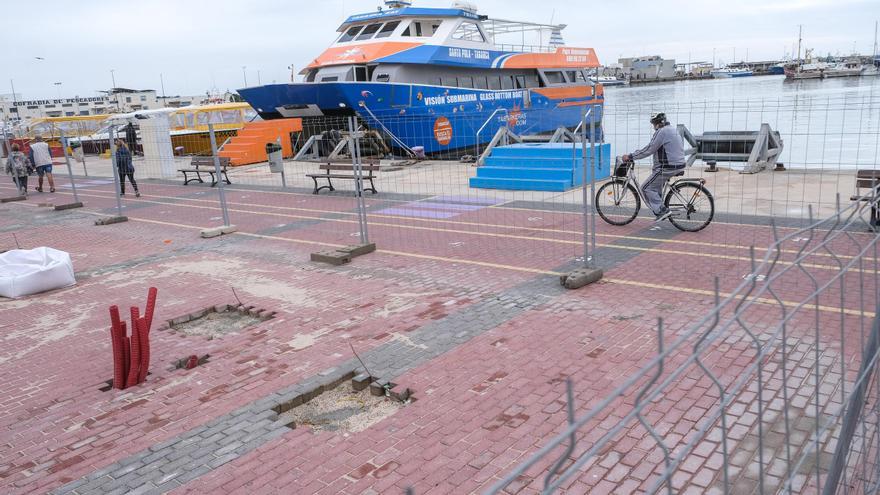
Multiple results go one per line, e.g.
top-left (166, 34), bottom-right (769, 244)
top-left (477, 126), bottom-right (522, 167)
top-left (475, 108), bottom-right (509, 158)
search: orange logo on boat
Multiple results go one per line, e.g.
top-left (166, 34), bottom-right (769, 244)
top-left (507, 104), bottom-right (523, 127)
top-left (434, 117), bottom-right (453, 146)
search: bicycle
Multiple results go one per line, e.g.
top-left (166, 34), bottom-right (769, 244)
top-left (595, 157), bottom-right (715, 232)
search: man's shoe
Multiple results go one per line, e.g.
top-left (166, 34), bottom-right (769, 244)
top-left (135, 192), bottom-right (141, 198)
top-left (654, 210), bottom-right (673, 222)
top-left (35, 187), bottom-right (42, 193)
top-left (50, 188), bottom-right (55, 193)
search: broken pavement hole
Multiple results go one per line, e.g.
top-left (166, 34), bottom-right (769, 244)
top-left (171, 354), bottom-right (211, 370)
top-left (166, 304), bottom-right (275, 339)
top-left (273, 372), bottom-right (415, 433)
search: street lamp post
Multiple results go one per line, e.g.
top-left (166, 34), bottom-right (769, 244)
top-left (242, 66), bottom-right (248, 87)
top-left (54, 82), bottom-right (63, 100)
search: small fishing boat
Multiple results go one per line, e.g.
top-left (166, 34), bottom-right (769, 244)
top-left (710, 67), bottom-right (754, 78)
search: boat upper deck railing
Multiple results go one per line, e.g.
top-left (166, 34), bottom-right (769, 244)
top-left (494, 43), bottom-right (558, 54)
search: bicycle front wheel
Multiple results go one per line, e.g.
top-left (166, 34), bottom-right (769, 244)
top-left (596, 180), bottom-right (641, 226)
top-left (665, 182), bottom-right (715, 232)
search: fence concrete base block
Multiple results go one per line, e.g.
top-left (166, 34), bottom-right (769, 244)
top-left (200, 227), bottom-right (223, 238)
top-left (37, 203), bottom-right (54, 208)
top-left (351, 373), bottom-right (373, 392)
top-left (337, 243), bottom-right (377, 258)
top-left (220, 225), bottom-right (238, 235)
top-left (311, 250), bottom-right (352, 266)
top-left (54, 202), bottom-right (84, 211)
top-left (94, 216), bottom-right (129, 226)
top-left (0, 196), bottom-right (26, 203)
top-left (561, 268), bottom-right (604, 290)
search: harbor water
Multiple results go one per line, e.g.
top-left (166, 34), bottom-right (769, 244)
top-left (602, 74), bottom-right (880, 170)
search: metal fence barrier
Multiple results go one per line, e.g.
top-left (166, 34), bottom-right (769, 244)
top-left (486, 192), bottom-right (880, 494)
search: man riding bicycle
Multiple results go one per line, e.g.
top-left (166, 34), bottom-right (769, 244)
top-left (622, 113), bottom-right (686, 222)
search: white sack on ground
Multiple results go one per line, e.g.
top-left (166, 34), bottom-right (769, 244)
top-left (0, 247), bottom-right (76, 299)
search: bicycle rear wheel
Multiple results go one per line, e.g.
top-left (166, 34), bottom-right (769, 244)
top-left (665, 182), bottom-right (715, 232)
top-left (596, 180), bottom-right (641, 226)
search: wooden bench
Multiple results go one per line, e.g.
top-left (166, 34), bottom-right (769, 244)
top-left (851, 170), bottom-right (880, 227)
top-left (306, 163), bottom-right (380, 195)
top-left (178, 156), bottom-right (232, 187)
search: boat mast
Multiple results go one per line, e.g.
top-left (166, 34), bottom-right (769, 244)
top-left (874, 20), bottom-right (878, 60)
top-left (797, 25), bottom-right (803, 73)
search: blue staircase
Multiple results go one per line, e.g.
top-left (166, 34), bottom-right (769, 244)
top-left (469, 143), bottom-right (612, 192)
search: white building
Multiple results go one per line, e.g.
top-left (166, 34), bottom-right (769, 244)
top-left (0, 88), bottom-right (234, 123)
top-left (618, 56), bottom-right (677, 81)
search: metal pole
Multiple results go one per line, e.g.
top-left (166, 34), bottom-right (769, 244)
top-left (59, 129), bottom-right (80, 204)
top-left (277, 135), bottom-right (286, 188)
top-left (208, 123), bottom-right (231, 227)
top-left (108, 126), bottom-right (124, 217)
top-left (590, 104), bottom-right (598, 264)
top-left (76, 121), bottom-right (89, 177)
top-left (580, 108), bottom-right (590, 268)
top-left (348, 117), bottom-right (369, 244)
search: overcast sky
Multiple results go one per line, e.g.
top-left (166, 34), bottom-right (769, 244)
top-left (2, 0), bottom-right (877, 100)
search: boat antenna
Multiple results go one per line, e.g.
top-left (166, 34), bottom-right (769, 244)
top-left (873, 20), bottom-right (878, 60)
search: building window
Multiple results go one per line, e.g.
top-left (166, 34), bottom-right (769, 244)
top-left (126, 97), bottom-right (132, 103)
top-left (140, 95), bottom-right (147, 101)
top-left (62, 103), bottom-right (73, 107)
top-left (66, 112), bottom-right (75, 116)
top-left (27, 105), bottom-right (39, 109)
top-left (452, 22), bottom-right (485, 42)
top-left (45, 104), bottom-right (56, 108)
top-left (79, 111), bottom-right (89, 116)
top-left (79, 102), bottom-right (89, 106)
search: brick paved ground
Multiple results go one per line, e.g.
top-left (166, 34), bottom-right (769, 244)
top-left (0, 175), bottom-right (876, 495)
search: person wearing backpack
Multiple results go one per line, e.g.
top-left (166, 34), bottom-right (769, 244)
top-left (5, 144), bottom-right (33, 197)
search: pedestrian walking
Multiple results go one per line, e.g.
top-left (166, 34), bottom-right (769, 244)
top-left (29, 135), bottom-right (55, 193)
top-left (125, 123), bottom-right (138, 155)
top-left (115, 139), bottom-right (139, 197)
top-left (5, 144), bottom-right (33, 197)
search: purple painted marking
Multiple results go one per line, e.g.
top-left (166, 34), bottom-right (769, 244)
top-left (377, 208), bottom-right (459, 219)
top-left (432, 195), bottom-right (506, 205)
top-left (411, 202), bottom-right (483, 212)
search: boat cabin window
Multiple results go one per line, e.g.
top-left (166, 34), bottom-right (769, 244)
top-left (565, 70), bottom-right (586, 83)
top-left (401, 20), bottom-right (442, 38)
top-left (338, 25), bottom-right (363, 43)
top-left (375, 21), bottom-right (400, 39)
top-left (375, 73), bottom-right (391, 83)
top-left (543, 70), bottom-right (565, 85)
top-left (321, 76), bottom-right (339, 82)
top-left (501, 76), bottom-right (514, 90)
top-left (474, 76), bottom-right (488, 89)
top-left (441, 76), bottom-right (456, 87)
top-left (452, 22), bottom-right (486, 42)
top-left (354, 66), bottom-right (369, 82)
top-left (488, 76), bottom-right (502, 90)
top-left (356, 23), bottom-right (383, 41)
top-left (515, 75), bottom-right (526, 89)
top-left (458, 76), bottom-right (474, 89)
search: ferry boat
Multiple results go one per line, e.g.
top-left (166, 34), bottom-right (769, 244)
top-left (710, 67), bottom-right (754, 78)
top-left (237, 0), bottom-right (604, 155)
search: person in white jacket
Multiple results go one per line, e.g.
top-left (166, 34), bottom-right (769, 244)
top-left (29, 135), bottom-right (55, 193)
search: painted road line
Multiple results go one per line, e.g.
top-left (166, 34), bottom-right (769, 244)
top-left (27, 186), bottom-right (860, 273)
top-left (6, 181), bottom-right (862, 263)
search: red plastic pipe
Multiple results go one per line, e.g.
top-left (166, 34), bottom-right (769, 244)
top-left (144, 287), bottom-right (158, 332)
top-left (137, 317), bottom-right (150, 384)
top-left (125, 324), bottom-right (140, 388)
top-left (121, 330), bottom-right (130, 389)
